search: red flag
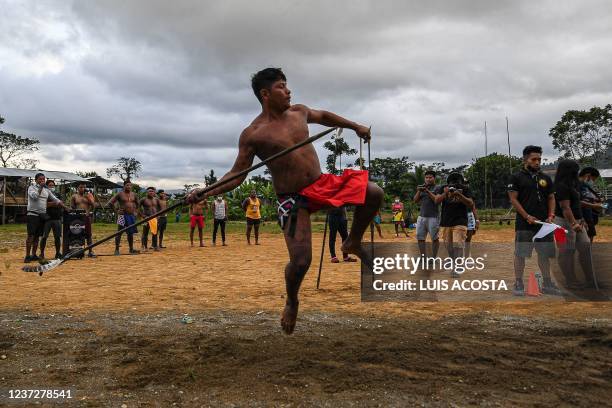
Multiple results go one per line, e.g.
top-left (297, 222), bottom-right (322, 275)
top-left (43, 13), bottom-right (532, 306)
top-left (553, 227), bottom-right (567, 244)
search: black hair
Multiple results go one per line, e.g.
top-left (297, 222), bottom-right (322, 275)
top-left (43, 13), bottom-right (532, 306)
top-left (124, 179), bottom-right (131, 185)
top-left (424, 170), bottom-right (436, 177)
top-left (579, 166), bottom-right (600, 178)
top-left (45, 179), bottom-right (55, 186)
top-left (34, 172), bottom-right (45, 180)
top-left (447, 172), bottom-right (464, 185)
top-left (251, 68), bottom-right (286, 103)
top-left (555, 159), bottom-right (580, 190)
top-left (157, 189), bottom-right (165, 194)
top-left (522, 145), bottom-right (542, 158)
top-left (78, 182), bottom-right (86, 186)
top-left (146, 186), bottom-right (155, 191)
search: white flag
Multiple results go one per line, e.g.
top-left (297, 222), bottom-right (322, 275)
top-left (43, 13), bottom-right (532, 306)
top-left (532, 222), bottom-right (557, 241)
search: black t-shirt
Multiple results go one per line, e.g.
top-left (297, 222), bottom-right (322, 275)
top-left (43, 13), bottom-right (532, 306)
top-left (440, 187), bottom-right (471, 227)
top-left (508, 168), bottom-right (554, 231)
top-left (555, 183), bottom-right (582, 220)
top-left (46, 194), bottom-right (63, 220)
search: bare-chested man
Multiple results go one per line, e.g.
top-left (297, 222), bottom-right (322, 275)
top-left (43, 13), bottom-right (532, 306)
top-left (70, 182), bottom-right (97, 257)
top-left (108, 180), bottom-right (140, 255)
top-left (188, 68), bottom-right (382, 334)
top-left (157, 190), bottom-right (169, 248)
top-left (189, 199), bottom-right (207, 247)
top-left (140, 187), bottom-right (161, 251)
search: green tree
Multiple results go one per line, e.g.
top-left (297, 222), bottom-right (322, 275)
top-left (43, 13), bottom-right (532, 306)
top-left (0, 115), bottom-right (40, 168)
top-left (106, 157), bottom-right (142, 181)
top-left (75, 170), bottom-right (99, 178)
top-left (549, 104), bottom-right (612, 165)
top-left (369, 156), bottom-right (414, 185)
top-left (251, 174), bottom-right (271, 185)
top-left (204, 169), bottom-right (218, 186)
top-left (323, 137), bottom-right (357, 174)
top-left (464, 153), bottom-right (522, 208)
top-left (183, 183), bottom-right (200, 196)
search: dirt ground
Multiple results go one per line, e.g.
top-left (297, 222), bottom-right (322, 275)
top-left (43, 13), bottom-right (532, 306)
top-left (0, 224), bottom-right (611, 406)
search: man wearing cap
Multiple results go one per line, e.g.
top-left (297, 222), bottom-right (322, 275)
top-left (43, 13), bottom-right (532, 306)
top-left (433, 172), bottom-right (473, 278)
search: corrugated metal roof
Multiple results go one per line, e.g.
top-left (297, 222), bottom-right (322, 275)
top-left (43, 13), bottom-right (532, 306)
top-left (600, 168), bottom-right (612, 178)
top-left (0, 167), bottom-right (89, 181)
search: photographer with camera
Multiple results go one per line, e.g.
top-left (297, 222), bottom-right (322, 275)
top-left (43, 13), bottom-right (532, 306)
top-left (71, 182), bottom-right (97, 258)
top-left (413, 170), bottom-right (442, 258)
top-left (433, 172), bottom-right (473, 277)
top-left (24, 173), bottom-right (68, 263)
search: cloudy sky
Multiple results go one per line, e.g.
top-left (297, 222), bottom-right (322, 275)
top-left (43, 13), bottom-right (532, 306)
top-left (1, 0), bottom-right (611, 188)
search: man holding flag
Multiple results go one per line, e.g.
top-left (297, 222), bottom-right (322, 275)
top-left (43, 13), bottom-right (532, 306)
top-left (508, 145), bottom-right (561, 296)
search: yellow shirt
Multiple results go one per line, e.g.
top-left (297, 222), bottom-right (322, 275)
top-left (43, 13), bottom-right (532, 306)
top-left (245, 197), bottom-right (261, 219)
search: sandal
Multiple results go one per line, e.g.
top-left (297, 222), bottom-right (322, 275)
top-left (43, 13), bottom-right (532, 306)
top-left (331, 256), bottom-right (340, 263)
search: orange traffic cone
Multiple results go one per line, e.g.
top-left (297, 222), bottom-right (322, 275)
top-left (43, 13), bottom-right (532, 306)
top-left (526, 271), bottom-right (541, 297)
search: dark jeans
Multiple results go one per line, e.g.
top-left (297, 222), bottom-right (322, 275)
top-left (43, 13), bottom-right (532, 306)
top-left (213, 218), bottom-right (226, 243)
top-left (115, 225), bottom-right (135, 251)
top-left (40, 219), bottom-right (61, 256)
top-left (328, 216), bottom-right (349, 258)
top-left (142, 222), bottom-right (158, 249)
top-left (158, 217), bottom-right (167, 246)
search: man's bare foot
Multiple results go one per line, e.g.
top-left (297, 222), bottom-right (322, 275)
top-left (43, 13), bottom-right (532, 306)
top-left (341, 238), bottom-right (366, 258)
top-left (341, 238), bottom-right (374, 270)
top-left (199, 243), bottom-right (205, 247)
top-left (280, 302), bottom-right (299, 335)
top-left (255, 242), bottom-right (260, 245)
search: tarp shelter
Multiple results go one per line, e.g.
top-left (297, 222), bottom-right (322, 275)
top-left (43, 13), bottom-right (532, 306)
top-left (0, 167), bottom-right (89, 224)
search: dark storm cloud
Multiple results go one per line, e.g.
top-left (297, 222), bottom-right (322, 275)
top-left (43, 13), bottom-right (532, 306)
top-left (1, 0), bottom-right (611, 187)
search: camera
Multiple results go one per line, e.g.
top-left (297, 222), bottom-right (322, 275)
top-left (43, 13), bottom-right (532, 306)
top-left (448, 184), bottom-right (464, 194)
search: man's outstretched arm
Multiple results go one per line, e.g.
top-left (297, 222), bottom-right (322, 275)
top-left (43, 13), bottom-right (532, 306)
top-left (189, 130), bottom-right (255, 202)
top-left (299, 105), bottom-right (371, 142)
